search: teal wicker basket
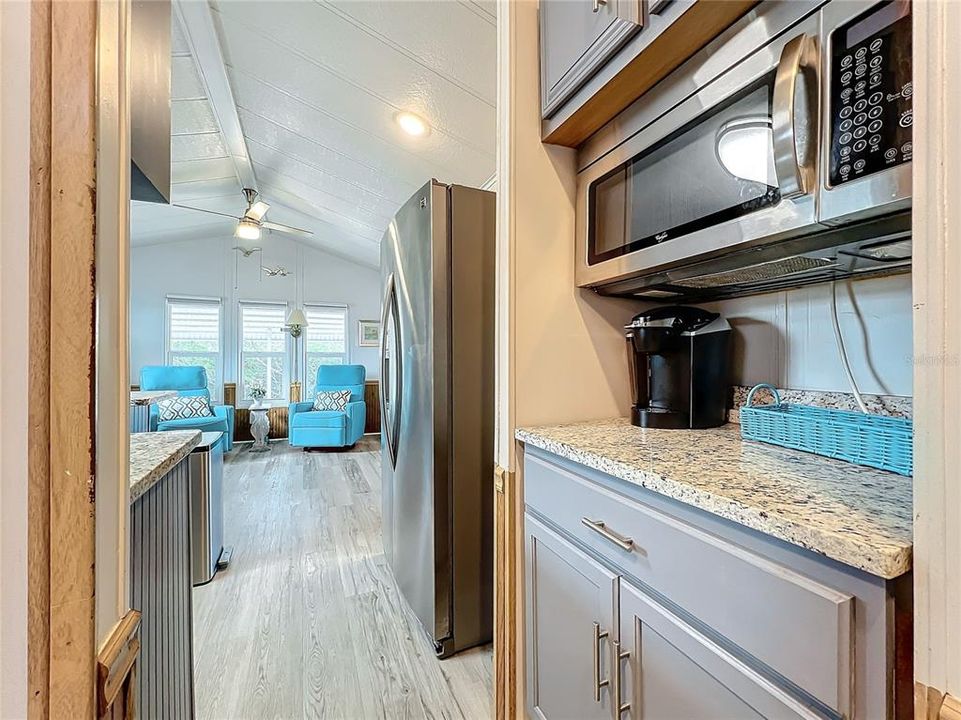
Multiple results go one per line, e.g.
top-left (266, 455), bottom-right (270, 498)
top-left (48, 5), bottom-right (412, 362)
top-left (739, 384), bottom-right (913, 476)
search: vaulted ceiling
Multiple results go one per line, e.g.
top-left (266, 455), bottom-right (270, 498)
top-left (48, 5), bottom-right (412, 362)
top-left (130, 0), bottom-right (497, 268)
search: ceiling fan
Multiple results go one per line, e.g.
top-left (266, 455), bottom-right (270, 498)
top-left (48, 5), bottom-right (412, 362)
top-left (175, 188), bottom-right (313, 241)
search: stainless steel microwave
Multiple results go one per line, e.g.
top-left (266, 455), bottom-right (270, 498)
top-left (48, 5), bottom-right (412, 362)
top-left (575, 0), bottom-right (913, 300)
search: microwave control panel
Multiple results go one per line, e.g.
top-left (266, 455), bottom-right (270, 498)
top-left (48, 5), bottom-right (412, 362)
top-left (828, 0), bottom-right (912, 187)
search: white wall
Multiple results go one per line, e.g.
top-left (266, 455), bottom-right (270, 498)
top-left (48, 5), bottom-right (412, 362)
top-left (701, 273), bottom-right (912, 396)
top-left (497, 0), bottom-right (645, 468)
top-left (130, 235), bottom-right (382, 396)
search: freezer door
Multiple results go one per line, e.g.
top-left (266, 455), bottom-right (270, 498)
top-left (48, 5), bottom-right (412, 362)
top-left (380, 181), bottom-right (451, 645)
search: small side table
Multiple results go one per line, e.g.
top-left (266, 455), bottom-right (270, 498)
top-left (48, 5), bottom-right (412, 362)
top-left (249, 404), bottom-right (270, 452)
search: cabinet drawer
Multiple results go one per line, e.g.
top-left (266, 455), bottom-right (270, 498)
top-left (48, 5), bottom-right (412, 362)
top-left (524, 451), bottom-right (854, 717)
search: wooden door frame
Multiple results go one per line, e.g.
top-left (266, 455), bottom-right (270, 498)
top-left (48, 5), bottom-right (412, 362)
top-left (912, 1), bottom-right (961, 716)
top-left (26, 1), bottom-right (133, 716)
top-left (29, 0), bottom-right (100, 714)
top-left (493, 0), bottom-right (519, 716)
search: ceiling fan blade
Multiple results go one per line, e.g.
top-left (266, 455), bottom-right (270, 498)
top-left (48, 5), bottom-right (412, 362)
top-left (172, 204), bottom-right (240, 221)
top-left (262, 220), bottom-right (314, 238)
top-left (245, 200), bottom-right (270, 222)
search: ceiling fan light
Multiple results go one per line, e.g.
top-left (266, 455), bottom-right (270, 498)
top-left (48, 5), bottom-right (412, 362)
top-left (395, 111), bottom-right (430, 137)
top-left (235, 218), bottom-right (261, 241)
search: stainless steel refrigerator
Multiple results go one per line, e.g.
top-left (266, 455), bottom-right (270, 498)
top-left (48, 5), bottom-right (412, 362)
top-left (379, 180), bottom-right (494, 658)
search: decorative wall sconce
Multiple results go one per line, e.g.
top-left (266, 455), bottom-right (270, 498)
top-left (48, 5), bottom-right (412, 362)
top-left (284, 307), bottom-right (308, 338)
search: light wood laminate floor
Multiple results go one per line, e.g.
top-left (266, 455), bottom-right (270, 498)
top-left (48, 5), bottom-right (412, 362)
top-left (193, 437), bottom-right (493, 720)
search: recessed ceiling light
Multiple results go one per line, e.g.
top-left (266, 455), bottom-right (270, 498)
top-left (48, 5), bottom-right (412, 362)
top-left (395, 111), bottom-right (430, 137)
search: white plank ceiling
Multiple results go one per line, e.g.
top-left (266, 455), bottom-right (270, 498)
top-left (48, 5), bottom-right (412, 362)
top-left (131, 0), bottom-right (497, 267)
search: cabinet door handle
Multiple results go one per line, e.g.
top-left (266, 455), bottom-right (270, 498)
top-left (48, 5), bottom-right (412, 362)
top-left (592, 0), bottom-right (607, 12)
top-left (582, 518), bottom-right (635, 551)
top-left (592, 622), bottom-right (610, 701)
top-left (611, 640), bottom-right (631, 718)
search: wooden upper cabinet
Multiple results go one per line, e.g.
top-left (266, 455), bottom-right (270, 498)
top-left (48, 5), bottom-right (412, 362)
top-left (539, 0), bottom-right (759, 147)
top-left (540, 0), bottom-right (643, 119)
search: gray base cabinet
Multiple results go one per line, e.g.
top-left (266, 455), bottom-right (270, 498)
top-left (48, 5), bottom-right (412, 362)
top-left (618, 581), bottom-right (811, 720)
top-left (526, 515), bottom-right (618, 720)
top-left (523, 448), bottom-right (912, 720)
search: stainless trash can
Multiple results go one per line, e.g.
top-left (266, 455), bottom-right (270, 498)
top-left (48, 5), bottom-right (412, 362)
top-left (190, 431), bottom-right (229, 585)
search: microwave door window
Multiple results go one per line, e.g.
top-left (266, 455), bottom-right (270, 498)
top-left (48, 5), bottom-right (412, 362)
top-left (588, 76), bottom-right (781, 265)
top-left (593, 167), bottom-right (629, 258)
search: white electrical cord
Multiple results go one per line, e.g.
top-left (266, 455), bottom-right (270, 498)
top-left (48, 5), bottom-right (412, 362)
top-left (830, 280), bottom-right (869, 414)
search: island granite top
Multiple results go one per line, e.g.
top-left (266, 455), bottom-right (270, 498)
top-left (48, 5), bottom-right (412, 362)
top-left (516, 418), bottom-right (912, 579)
top-left (130, 390), bottom-right (178, 406)
top-left (129, 430), bottom-right (201, 502)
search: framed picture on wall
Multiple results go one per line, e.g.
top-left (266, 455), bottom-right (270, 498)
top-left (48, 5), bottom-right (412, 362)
top-left (358, 320), bottom-right (381, 347)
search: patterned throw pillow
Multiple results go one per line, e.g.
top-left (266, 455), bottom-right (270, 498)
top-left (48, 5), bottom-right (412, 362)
top-left (158, 396), bottom-right (214, 422)
top-left (313, 389), bottom-right (352, 412)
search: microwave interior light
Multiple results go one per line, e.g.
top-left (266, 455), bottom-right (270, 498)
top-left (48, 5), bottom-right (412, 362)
top-left (715, 117), bottom-right (777, 186)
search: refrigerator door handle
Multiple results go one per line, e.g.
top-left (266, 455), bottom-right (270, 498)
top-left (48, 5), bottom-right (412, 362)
top-left (381, 274), bottom-right (402, 468)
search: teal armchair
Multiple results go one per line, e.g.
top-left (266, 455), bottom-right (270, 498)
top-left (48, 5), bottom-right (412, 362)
top-left (289, 365), bottom-right (366, 448)
top-left (140, 365), bottom-right (234, 451)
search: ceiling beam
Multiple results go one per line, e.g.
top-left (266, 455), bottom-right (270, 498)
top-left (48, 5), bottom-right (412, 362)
top-left (172, 0), bottom-right (257, 192)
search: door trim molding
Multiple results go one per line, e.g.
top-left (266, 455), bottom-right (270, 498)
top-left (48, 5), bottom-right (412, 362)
top-left (27, 0), bottom-right (104, 715)
top-left (494, 465), bottom-right (518, 720)
top-left (912, 0), bottom-right (961, 703)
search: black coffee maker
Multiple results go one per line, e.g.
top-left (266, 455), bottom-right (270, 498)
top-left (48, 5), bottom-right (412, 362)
top-left (626, 306), bottom-right (731, 429)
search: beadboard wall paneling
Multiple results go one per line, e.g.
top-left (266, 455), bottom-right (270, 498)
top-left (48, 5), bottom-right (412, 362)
top-left (364, 381), bottom-right (380, 435)
top-left (700, 273), bottom-right (912, 397)
top-left (233, 407), bottom-right (288, 443)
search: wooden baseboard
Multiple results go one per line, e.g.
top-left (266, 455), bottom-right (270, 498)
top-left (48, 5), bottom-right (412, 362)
top-left (96, 611), bottom-right (141, 718)
top-left (916, 683), bottom-right (961, 720)
top-left (943, 695), bottom-right (961, 720)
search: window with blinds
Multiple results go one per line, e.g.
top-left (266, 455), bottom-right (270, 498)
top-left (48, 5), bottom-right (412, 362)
top-left (239, 302), bottom-right (288, 401)
top-left (304, 304), bottom-right (348, 399)
top-left (165, 297), bottom-right (222, 400)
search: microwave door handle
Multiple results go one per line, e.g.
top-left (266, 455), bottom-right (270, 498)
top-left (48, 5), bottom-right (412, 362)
top-left (772, 33), bottom-right (818, 199)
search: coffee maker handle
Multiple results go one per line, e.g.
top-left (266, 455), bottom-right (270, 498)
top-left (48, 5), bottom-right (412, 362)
top-left (626, 334), bottom-right (649, 410)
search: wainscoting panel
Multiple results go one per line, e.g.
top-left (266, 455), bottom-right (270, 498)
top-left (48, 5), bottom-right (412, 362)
top-left (234, 407), bottom-right (289, 442)
top-left (130, 458), bottom-right (194, 720)
top-left (365, 380), bottom-right (381, 435)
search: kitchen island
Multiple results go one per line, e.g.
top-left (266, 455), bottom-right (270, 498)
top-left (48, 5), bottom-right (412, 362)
top-left (129, 390), bottom-right (177, 433)
top-left (129, 430), bottom-right (201, 720)
top-left (129, 429), bottom-right (200, 499)
top-left (517, 419), bottom-right (912, 720)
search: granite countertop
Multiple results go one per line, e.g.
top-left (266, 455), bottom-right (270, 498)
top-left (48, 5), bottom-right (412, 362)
top-left (129, 431), bottom-right (201, 502)
top-left (130, 390), bottom-right (178, 406)
top-left (516, 419), bottom-right (912, 579)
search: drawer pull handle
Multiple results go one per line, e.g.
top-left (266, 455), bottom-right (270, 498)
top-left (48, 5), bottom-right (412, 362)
top-left (611, 640), bottom-right (631, 718)
top-left (582, 518), bottom-right (635, 551)
top-left (592, 0), bottom-right (607, 12)
top-left (592, 622), bottom-right (610, 701)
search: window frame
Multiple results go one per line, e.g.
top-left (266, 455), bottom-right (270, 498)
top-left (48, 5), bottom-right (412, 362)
top-left (302, 302), bottom-right (350, 399)
top-left (164, 295), bottom-right (223, 402)
top-left (237, 300), bottom-right (290, 405)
